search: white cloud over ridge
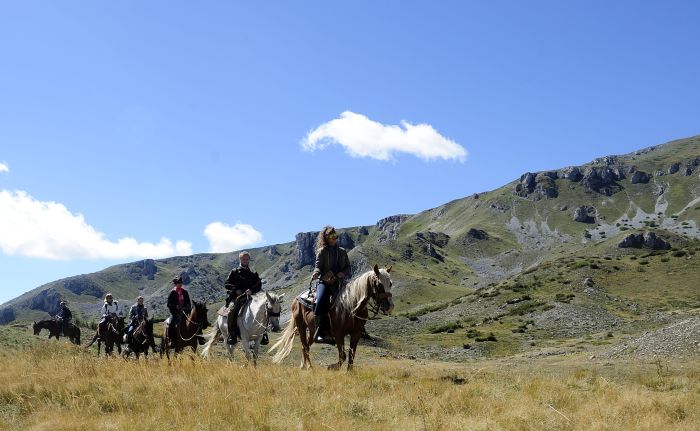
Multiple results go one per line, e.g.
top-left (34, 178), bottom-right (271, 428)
top-left (302, 111), bottom-right (467, 162)
top-left (204, 222), bottom-right (263, 253)
top-left (0, 162), bottom-right (8, 173)
top-left (0, 190), bottom-right (193, 260)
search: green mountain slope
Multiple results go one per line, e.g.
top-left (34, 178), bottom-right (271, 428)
top-left (2, 134), bottom-right (700, 360)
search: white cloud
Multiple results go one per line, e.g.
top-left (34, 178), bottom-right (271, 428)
top-left (302, 111), bottom-right (467, 162)
top-left (204, 222), bottom-right (263, 253)
top-left (0, 162), bottom-right (8, 173)
top-left (0, 190), bottom-right (193, 260)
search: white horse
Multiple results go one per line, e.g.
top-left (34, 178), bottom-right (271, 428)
top-left (201, 291), bottom-right (284, 365)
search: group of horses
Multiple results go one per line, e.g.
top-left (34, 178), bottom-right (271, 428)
top-left (31, 265), bottom-right (395, 370)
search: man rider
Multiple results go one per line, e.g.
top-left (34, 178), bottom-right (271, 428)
top-left (224, 251), bottom-right (263, 345)
top-left (56, 301), bottom-right (72, 336)
top-left (166, 275), bottom-right (192, 348)
top-left (125, 296), bottom-right (148, 344)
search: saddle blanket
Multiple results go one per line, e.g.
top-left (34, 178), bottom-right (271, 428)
top-left (297, 289), bottom-right (317, 310)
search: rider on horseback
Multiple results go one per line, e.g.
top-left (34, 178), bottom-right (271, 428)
top-left (166, 275), bottom-right (192, 348)
top-left (125, 296), bottom-right (148, 344)
top-left (98, 293), bottom-right (122, 337)
top-left (311, 226), bottom-right (351, 345)
top-left (225, 251), bottom-right (263, 345)
top-left (56, 301), bottom-right (72, 336)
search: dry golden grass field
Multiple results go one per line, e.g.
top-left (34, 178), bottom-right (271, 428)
top-left (1, 333), bottom-right (699, 431)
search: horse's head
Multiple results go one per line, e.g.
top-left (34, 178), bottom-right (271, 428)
top-left (193, 301), bottom-right (210, 330)
top-left (33, 321), bottom-right (40, 335)
top-left (371, 264), bottom-right (394, 315)
top-left (265, 292), bottom-right (285, 332)
top-left (143, 318), bottom-right (154, 337)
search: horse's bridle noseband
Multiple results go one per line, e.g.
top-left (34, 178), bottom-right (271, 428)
top-left (367, 276), bottom-right (392, 316)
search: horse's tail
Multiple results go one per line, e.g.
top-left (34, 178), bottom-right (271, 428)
top-left (269, 317), bottom-right (296, 364)
top-left (201, 321), bottom-right (221, 359)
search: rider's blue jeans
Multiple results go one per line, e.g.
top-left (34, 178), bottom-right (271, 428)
top-left (314, 282), bottom-right (334, 316)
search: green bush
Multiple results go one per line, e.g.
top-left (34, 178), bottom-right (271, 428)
top-left (475, 332), bottom-right (497, 342)
top-left (428, 321), bottom-right (463, 334)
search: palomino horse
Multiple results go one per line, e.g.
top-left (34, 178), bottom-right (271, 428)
top-left (32, 319), bottom-right (81, 345)
top-left (270, 265), bottom-right (394, 370)
top-left (85, 315), bottom-right (125, 356)
top-left (161, 301), bottom-right (210, 360)
top-left (122, 318), bottom-right (158, 359)
top-left (202, 291), bottom-right (284, 366)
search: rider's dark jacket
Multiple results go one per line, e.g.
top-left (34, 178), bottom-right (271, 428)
top-left (225, 266), bottom-right (262, 297)
top-left (167, 288), bottom-right (192, 316)
top-left (312, 245), bottom-right (351, 286)
top-left (58, 306), bottom-right (72, 321)
top-left (129, 303), bottom-right (148, 322)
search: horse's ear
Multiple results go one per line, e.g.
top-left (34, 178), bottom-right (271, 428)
top-left (266, 291), bottom-right (272, 301)
top-left (387, 265), bottom-right (393, 273)
top-left (373, 264), bottom-right (380, 276)
top-left (278, 293), bottom-right (285, 299)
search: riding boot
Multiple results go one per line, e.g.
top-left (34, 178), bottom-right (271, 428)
top-left (168, 323), bottom-right (177, 348)
top-left (313, 314), bottom-right (335, 345)
top-left (260, 332), bottom-right (269, 345)
top-left (227, 302), bottom-right (241, 345)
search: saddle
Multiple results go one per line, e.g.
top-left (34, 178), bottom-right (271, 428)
top-left (297, 284), bottom-right (340, 311)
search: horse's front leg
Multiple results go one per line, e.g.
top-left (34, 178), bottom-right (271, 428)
top-left (240, 337), bottom-right (251, 366)
top-left (328, 336), bottom-right (346, 371)
top-left (347, 330), bottom-right (362, 371)
top-left (85, 333), bottom-right (98, 348)
top-left (252, 338), bottom-right (261, 367)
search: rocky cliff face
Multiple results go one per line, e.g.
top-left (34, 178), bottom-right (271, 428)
top-left (62, 276), bottom-right (104, 298)
top-left (0, 307), bottom-right (15, 325)
top-left (29, 289), bottom-right (61, 315)
top-left (618, 232), bottom-right (672, 250)
top-left (295, 231), bottom-right (317, 269)
top-left (376, 215), bottom-right (409, 243)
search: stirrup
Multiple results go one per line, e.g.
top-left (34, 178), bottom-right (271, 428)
top-left (314, 329), bottom-right (335, 345)
top-left (260, 333), bottom-right (269, 345)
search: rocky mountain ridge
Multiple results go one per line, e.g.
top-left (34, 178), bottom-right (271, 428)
top-left (2, 134), bottom-right (699, 361)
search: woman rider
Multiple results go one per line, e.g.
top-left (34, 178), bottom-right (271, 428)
top-left (311, 226), bottom-right (351, 345)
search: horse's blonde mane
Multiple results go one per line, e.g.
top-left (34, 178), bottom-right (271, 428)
top-left (337, 270), bottom-right (376, 316)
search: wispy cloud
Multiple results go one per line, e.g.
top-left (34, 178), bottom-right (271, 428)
top-left (302, 111), bottom-right (467, 162)
top-left (204, 222), bottom-right (263, 253)
top-left (0, 190), bottom-right (193, 260)
top-left (0, 162), bottom-right (8, 173)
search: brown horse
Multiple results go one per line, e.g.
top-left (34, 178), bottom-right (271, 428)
top-left (122, 318), bottom-right (158, 359)
top-left (85, 315), bottom-right (125, 356)
top-left (161, 301), bottom-right (210, 360)
top-left (270, 265), bottom-right (394, 370)
top-left (33, 319), bottom-right (81, 345)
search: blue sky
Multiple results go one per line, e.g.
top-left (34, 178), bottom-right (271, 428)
top-left (1, 1), bottom-right (699, 305)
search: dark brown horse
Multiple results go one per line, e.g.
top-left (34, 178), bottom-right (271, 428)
top-left (85, 315), bottom-right (125, 355)
top-left (270, 265), bottom-right (394, 370)
top-left (161, 301), bottom-right (209, 360)
top-left (33, 319), bottom-right (81, 345)
top-left (122, 318), bottom-right (158, 359)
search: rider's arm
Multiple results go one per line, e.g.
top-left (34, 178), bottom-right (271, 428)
top-left (224, 269), bottom-right (238, 292)
top-left (312, 248), bottom-right (325, 279)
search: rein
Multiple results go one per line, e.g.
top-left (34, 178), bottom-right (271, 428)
top-left (177, 309), bottom-right (203, 342)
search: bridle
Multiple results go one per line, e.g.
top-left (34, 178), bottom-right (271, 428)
top-left (354, 275), bottom-right (393, 320)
